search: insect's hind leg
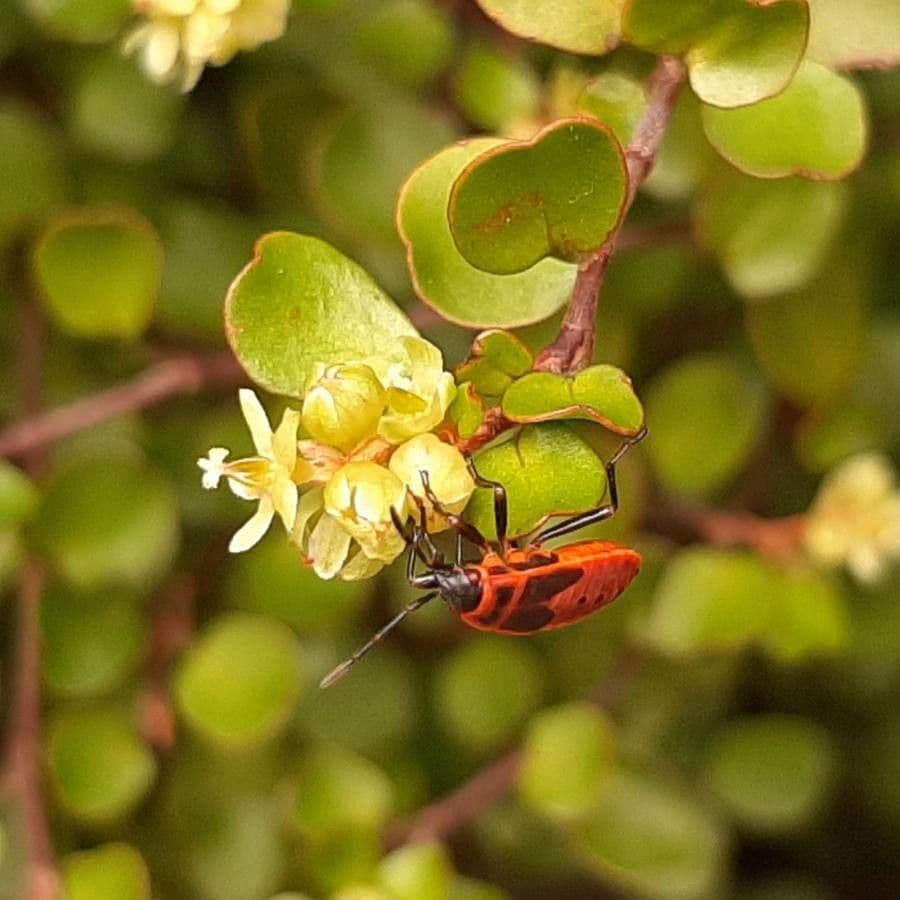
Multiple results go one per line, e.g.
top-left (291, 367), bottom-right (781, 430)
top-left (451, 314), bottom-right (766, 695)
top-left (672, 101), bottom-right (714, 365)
top-left (466, 456), bottom-right (511, 556)
top-left (533, 425), bottom-right (648, 545)
top-left (419, 470), bottom-right (493, 556)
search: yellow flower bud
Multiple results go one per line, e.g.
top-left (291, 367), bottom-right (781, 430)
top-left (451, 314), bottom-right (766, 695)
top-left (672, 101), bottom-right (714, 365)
top-left (302, 363), bottom-right (386, 452)
top-left (323, 462), bottom-right (407, 563)
top-left (389, 434), bottom-right (475, 530)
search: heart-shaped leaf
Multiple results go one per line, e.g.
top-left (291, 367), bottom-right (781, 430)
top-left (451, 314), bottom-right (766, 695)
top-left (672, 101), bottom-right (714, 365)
top-left (398, 138), bottom-right (577, 327)
top-left (474, 0), bottom-right (624, 55)
top-left (807, 0), bottom-right (900, 71)
top-left (502, 366), bottom-right (644, 435)
top-left (449, 119), bottom-right (628, 275)
top-left (702, 61), bottom-right (867, 179)
top-left (226, 232), bottom-right (417, 396)
top-left (465, 423), bottom-right (607, 538)
top-left (455, 329), bottom-right (534, 400)
top-left (623, 0), bottom-right (809, 108)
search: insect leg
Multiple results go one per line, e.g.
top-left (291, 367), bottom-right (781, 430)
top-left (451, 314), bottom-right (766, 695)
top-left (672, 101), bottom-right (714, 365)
top-left (533, 426), bottom-right (648, 545)
top-left (466, 456), bottom-right (511, 556)
top-left (420, 470), bottom-right (493, 555)
top-left (319, 592), bottom-right (437, 688)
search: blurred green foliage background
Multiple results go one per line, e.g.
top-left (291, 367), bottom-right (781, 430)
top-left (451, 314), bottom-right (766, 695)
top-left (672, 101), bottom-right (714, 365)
top-left (0, 1), bottom-right (898, 899)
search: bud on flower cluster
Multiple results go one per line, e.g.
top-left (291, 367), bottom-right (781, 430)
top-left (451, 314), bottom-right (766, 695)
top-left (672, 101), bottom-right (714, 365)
top-left (199, 337), bottom-right (475, 580)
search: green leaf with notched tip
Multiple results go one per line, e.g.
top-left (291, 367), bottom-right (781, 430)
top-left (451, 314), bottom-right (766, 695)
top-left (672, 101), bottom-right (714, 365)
top-left (696, 174), bottom-right (848, 299)
top-left (226, 233), bottom-right (417, 396)
top-left (455, 329), bottom-right (534, 400)
top-left (502, 366), bottom-right (644, 435)
top-left (807, 0), bottom-right (900, 71)
top-left (449, 119), bottom-right (628, 275)
top-left (398, 139), bottom-right (576, 327)
top-left (474, 0), bottom-right (624, 55)
top-left (623, 0), bottom-right (809, 108)
top-left (446, 382), bottom-right (485, 439)
top-left (702, 61), bottom-right (867, 179)
top-left (465, 423), bottom-right (607, 539)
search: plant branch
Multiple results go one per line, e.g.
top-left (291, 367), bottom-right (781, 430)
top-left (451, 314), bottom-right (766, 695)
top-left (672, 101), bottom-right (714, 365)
top-left (0, 351), bottom-right (244, 460)
top-left (535, 55), bottom-right (687, 375)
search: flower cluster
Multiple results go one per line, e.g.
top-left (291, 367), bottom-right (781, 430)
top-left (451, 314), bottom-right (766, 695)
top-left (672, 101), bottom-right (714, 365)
top-left (124, 0), bottom-right (289, 92)
top-left (805, 453), bottom-right (900, 584)
top-left (199, 338), bottom-right (474, 580)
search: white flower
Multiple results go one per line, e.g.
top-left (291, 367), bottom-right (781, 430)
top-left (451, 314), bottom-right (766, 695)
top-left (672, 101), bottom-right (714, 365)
top-left (124, 0), bottom-right (289, 91)
top-left (198, 388), bottom-right (300, 553)
top-left (805, 453), bottom-right (900, 584)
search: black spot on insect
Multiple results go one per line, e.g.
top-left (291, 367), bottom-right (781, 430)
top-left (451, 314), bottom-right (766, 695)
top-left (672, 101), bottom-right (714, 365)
top-left (576, 595), bottom-right (589, 606)
top-left (501, 604), bottom-right (555, 632)
top-left (478, 584), bottom-right (516, 626)
top-left (487, 565), bottom-right (507, 575)
top-left (521, 568), bottom-right (583, 606)
top-left (510, 551), bottom-right (559, 571)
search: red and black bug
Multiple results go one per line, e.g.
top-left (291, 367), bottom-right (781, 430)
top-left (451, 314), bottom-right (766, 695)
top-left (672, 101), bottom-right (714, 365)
top-left (319, 427), bottom-right (647, 688)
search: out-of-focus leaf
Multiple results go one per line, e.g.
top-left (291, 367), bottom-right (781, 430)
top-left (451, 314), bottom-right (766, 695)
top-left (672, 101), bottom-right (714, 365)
top-left (61, 843), bottom-right (150, 900)
top-left (696, 174), bottom-right (847, 299)
top-left (807, 0), bottom-right (900, 70)
top-left (41, 583), bottom-right (146, 698)
top-left (466, 423), bottom-right (608, 539)
top-left (644, 354), bottom-right (767, 497)
top-left (24, 0), bottom-right (130, 43)
top-left (399, 139), bottom-right (577, 327)
top-left (70, 53), bottom-right (182, 163)
top-left (520, 702), bottom-right (617, 822)
top-left (474, 0), bottom-right (623, 55)
top-left (434, 637), bottom-right (544, 753)
top-left (293, 743), bottom-right (394, 836)
top-left (453, 43), bottom-right (540, 132)
top-left (746, 257), bottom-right (866, 405)
top-left (577, 72), bottom-right (647, 146)
top-left (47, 705), bottom-right (156, 824)
top-left (0, 462), bottom-right (38, 528)
top-left (449, 878), bottom-right (510, 900)
top-left (33, 457), bottom-right (179, 591)
top-left (174, 612), bottom-right (304, 747)
top-left (705, 715), bottom-right (836, 832)
top-left (502, 366), bottom-right (644, 435)
top-left (225, 233), bottom-right (416, 396)
top-left (35, 207), bottom-right (163, 339)
top-left (378, 842), bottom-right (455, 900)
top-left (576, 763), bottom-right (726, 900)
top-left (0, 530), bottom-right (23, 594)
top-left (0, 99), bottom-right (66, 248)
top-left (449, 119), bottom-right (628, 275)
top-left (623, 0), bottom-right (809, 107)
top-left (702, 61), bottom-right (867, 179)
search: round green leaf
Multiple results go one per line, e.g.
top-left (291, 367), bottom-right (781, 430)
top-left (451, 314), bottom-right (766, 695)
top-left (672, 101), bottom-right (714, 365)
top-left (434, 637), bottom-right (544, 753)
top-left (293, 743), bottom-right (394, 836)
top-left (449, 119), bottom-right (628, 275)
top-left (696, 174), bottom-right (847, 299)
top-left (378, 843), bottom-right (454, 900)
top-left (577, 764), bottom-right (726, 900)
top-left (25, 0), bottom-right (131, 43)
top-left (61, 843), bottom-right (150, 900)
top-left (624, 0), bottom-right (809, 108)
top-left (465, 423), bottom-right (608, 539)
top-left (33, 457), bottom-right (179, 591)
top-left (474, 0), bottom-right (623, 55)
top-left (0, 461), bottom-right (38, 529)
top-left (644, 354), bottom-right (767, 497)
top-left (35, 208), bottom-right (163, 339)
top-left (0, 99), bottom-right (66, 248)
top-left (47, 705), bottom-right (156, 824)
top-left (502, 365), bottom-right (644, 435)
top-left (175, 613), bottom-right (302, 747)
top-left (702, 61), bottom-right (867, 179)
top-left (398, 139), bottom-right (576, 327)
top-left (520, 702), bottom-right (617, 822)
top-left (807, 0), bottom-right (900, 70)
top-left (41, 583), bottom-right (145, 698)
top-left (226, 232), bottom-right (417, 396)
top-left (706, 716), bottom-right (835, 832)
top-left (643, 548), bottom-right (775, 655)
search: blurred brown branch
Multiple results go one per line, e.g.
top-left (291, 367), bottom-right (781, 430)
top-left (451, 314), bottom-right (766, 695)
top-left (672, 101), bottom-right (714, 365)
top-left (536, 55), bottom-right (687, 374)
top-left (0, 351), bottom-right (244, 460)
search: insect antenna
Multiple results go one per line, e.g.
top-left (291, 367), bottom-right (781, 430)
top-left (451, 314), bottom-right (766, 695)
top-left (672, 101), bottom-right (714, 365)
top-left (319, 592), bottom-right (438, 689)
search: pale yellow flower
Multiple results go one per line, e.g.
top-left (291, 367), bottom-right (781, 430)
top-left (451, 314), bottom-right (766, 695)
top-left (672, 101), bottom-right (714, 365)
top-left (389, 433), bottom-right (475, 529)
top-left (805, 453), bottom-right (900, 584)
top-left (366, 337), bottom-right (456, 444)
top-left (124, 0), bottom-right (289, 91)
top-left (198, 388), bottom-right (300, 553)
top-left (302, 363), bottom-right (386, 453)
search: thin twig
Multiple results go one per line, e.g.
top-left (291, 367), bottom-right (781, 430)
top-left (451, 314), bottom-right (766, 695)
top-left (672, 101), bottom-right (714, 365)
top-left (535, 56), bottom-right (687, 374)
top-left (0, 351), bottom-right (244, 460)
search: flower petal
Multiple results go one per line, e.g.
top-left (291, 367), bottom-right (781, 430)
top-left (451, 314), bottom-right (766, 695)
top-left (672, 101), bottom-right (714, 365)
top-left (272, 407), bottom-right (300, 472)
top-left (272, 477), bottom-right (299, 532)
top-left (292, 486), bottom-right (324, 546)
top-left (308, 514), bottom-right (352, 580)
top-left (239, 388), bottom-right (273, 456)
top-left (228, 495), bottom-right (275, 553)
top-left (339, 551), bottom-right (385, 581)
